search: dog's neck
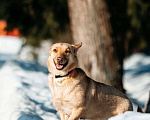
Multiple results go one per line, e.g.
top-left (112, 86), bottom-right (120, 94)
top-left (55, 69), bottom-right (75, 78)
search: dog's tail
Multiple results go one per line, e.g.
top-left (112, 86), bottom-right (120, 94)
top-left (137, 91), bottom-right (150, 113)
top-left (137, 105), bottom-right (144, 113)
top-left (144, 91), bottom-right (150, 113)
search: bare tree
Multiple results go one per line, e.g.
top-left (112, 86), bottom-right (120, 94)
top-left (68, 0), bottom-right (124, 92)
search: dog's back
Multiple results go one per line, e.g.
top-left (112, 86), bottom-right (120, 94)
top-left (74, 68), bottom-right (133, 119)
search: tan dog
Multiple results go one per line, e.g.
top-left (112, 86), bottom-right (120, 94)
top-left (47, 43), bottom-right (133, 120)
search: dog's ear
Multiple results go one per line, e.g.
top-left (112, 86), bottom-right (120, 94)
top-left (71, 42), bottom-right (82, 53)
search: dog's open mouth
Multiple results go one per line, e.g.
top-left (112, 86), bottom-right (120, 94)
top-left (54, 61), bottom-right (68, 70)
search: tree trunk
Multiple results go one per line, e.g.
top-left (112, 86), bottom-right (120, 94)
top-left (68, 0), bottom-right (124, 92)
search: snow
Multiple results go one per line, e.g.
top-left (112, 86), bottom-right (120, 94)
top-left (0, 36), bottom-right (59, 120)
top-left (19, 40), bottom-right (52, 66)
top-left (0, 35), bottom-right (25, 55)
top-left (0, 60), bottom-right (59, 120)
top-left (109, 111), bottom-right (150, 120)
top-left (0, 36), bottom-right (150, 120)
top-left (109, 53), bottom-right (150, 120)
top-left (123, 53), bottom-right (150, 110)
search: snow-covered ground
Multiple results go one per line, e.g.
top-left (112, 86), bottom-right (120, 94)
top-left (0, 36), bottom-right (58, 120)
top-left (123, 54), bottom-right (150, 110)
top-left (109, 111), bottom-right (150, 120)
top-left (19, 40), bottom-right (52, 66)
top-left (0, 59), bottom-right (59, 120)
top-left (109, 53), bottom-right (150, 120)
top-left (0, 36), bottom-right (25, 55)
top-left (0, 36), bottom-right (150, 120)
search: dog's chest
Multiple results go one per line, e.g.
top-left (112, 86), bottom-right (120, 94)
top-left (53, 96), bottom-right (73, 114)
top-left (52, 77), bottom-right (81, 113)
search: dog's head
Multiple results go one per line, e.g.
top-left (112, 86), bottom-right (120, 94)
top-left (47, 42), bottom-right (82, 75)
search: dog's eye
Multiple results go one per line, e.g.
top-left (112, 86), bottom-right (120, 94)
top-left (65, 49), bottom-right (70, 54)
top-left (53, 49), bottom-right (57, 52)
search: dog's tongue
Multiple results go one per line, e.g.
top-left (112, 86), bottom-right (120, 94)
top-left (56, 64), bottom-right (63, 70)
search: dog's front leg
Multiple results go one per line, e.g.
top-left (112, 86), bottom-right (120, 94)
top-left (65, 114), bottom-right (69, 120)
top-left (68, 107), bottom-right (84, 120)
top-left (59, 111), bottom-right (66, 120)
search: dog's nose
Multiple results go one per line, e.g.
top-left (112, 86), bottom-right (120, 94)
top-left (57, 57), bottom-right (63, 62)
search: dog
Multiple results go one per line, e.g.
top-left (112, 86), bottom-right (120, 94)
top-left (47, 42), bottom-right (133, 120)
